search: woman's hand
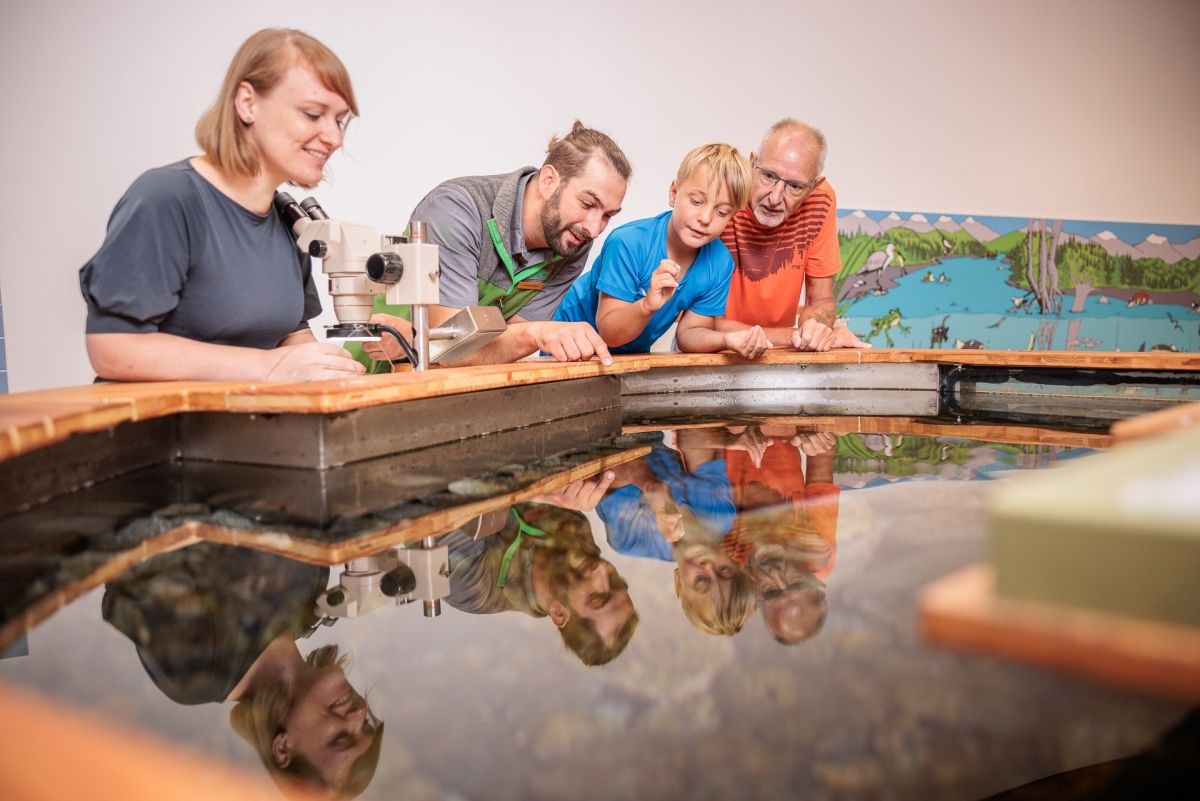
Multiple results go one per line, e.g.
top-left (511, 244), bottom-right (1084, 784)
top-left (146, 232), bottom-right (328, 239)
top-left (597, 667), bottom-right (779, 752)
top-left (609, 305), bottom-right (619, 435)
top-left (265, 342), bottom-right (365, 382)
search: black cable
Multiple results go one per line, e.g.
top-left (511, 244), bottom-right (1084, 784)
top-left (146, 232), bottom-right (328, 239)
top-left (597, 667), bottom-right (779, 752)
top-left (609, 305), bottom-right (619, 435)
top-left (376, 324), bottom-right (420, 370)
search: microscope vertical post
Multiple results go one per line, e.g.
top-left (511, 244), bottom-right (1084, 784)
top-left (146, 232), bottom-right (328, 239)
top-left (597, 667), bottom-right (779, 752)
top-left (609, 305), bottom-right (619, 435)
top-left (408, 221), bottom-right (432, 371)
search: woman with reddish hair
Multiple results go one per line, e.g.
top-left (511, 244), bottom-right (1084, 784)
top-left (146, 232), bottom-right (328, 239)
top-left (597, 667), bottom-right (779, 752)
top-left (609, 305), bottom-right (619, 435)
top-left (80, 29), bottom-right (365, 382)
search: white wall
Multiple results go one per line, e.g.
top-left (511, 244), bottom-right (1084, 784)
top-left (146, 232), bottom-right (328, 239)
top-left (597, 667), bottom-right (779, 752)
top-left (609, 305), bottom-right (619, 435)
top-left (1, 0), bottom-right (1197, 391)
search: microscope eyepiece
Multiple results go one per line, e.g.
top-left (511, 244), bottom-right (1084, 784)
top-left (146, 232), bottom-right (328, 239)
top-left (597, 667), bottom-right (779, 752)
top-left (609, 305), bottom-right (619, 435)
top-left (273, 191), bottom-right (309, 229)
top-left (299, 196), bottom-right (329, 221)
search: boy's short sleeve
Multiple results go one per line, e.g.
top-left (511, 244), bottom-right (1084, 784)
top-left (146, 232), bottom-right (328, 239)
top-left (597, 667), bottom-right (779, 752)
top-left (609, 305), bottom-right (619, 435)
top-left (598, 486), bottom-right (675, 562)
top-left (593, 231), bottom-right (648, 305)
top-left (688, 246), bottom-right (735, 318)
top-left (80, 172), bottom-right (193, 334)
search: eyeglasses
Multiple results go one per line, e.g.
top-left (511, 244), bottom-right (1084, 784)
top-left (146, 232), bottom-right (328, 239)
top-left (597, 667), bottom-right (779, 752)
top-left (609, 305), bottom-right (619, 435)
top-left (753, 164), bottom-right (819, 198)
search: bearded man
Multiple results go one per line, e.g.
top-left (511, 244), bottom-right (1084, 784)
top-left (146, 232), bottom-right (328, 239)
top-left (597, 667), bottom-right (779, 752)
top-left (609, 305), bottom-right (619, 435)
top-left (368, 121), bottom-right (630, 365)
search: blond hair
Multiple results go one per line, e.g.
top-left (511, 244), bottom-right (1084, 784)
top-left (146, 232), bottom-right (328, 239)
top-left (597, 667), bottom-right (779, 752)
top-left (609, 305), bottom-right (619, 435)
top-left (195, 28), bottom-right (358, 182)
top-left (229, 645), bottom-right (382, 798)
top-left (676, 143), bottom-right (752, 209)
top-left (678, 567), bottom-right (757, 637)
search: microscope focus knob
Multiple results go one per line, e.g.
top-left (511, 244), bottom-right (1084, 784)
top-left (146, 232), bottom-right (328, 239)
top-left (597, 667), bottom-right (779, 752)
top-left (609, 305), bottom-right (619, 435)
top-left (308, 240), bottom-right (329, 259)
top-left (367, 252), bottom-right (404, 284)
top-left (380, 564), bottom-right (417, 597)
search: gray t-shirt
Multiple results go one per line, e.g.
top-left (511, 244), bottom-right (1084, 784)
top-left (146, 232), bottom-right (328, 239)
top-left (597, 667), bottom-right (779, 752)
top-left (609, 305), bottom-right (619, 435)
top-left (80, 160), bottom-right (320, 349)
top-left (410, 172), bottom-right (585, 321)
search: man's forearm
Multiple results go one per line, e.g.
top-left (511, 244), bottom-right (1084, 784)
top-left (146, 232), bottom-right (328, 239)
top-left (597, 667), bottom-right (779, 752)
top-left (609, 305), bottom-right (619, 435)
top-left (440, 323), bottom-right (538, 366)
top-left (798, 300), bottom-right (836, 329)
top-left (807, 453), bottom-right (834, 484)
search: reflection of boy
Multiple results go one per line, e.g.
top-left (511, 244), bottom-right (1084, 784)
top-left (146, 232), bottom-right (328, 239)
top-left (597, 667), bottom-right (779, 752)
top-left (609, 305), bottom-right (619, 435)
top-left (554, 144), bottom-right (768, 356)
top-left (598, 438), bottom-right (755, 636)
top-left (598, 439), bottom-right (735, 561)
top-left (444, 503), bottom-right (638, 666)
top-left (748, 542), bottom-right (828, 645)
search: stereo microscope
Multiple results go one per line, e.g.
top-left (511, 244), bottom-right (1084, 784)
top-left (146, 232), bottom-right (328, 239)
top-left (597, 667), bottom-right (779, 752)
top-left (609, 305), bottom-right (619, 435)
top-left (275, 192), bottom-right (505, 370)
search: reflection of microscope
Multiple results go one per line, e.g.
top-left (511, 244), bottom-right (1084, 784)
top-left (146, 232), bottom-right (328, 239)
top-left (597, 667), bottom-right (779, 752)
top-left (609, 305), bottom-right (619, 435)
top-left (314, 538), bottom-right (450, 626)
top-left (274, 192), bottom-right (505, 370)
top-left (308, 509), bottom-right (509, 629)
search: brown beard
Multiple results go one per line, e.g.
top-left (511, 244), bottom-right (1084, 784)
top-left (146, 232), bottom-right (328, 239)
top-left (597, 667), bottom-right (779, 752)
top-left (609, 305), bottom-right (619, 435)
top-left (539, 185), bottom-right (590, 257)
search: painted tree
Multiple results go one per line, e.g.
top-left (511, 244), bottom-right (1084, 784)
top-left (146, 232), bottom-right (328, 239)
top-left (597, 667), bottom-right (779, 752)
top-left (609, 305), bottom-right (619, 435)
top-left (1020, 218), bottom-right (1063, 314)
top-left (1025, 218), bottom-right (1036, 295)
top-left (1045, 219), bottom-right (1062, 314)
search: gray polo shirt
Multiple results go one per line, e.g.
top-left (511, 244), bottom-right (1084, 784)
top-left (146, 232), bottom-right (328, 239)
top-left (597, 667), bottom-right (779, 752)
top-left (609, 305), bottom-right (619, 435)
top-left (411, 172), bottom-right (584, 321)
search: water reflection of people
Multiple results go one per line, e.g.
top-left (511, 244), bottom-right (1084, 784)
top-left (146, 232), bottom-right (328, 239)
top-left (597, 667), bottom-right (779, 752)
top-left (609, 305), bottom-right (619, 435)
top-left (102, 542), bottom-right (382, 797)
top-left (444, 499), bottom-right (639, 666)
top-left (697, 425), bottom-right (841, 644)
top-left (598, 434), bottom-right (756, 637)
top-left (747, 542), bottom-right (828, 645)
top-left (600, 427), bottom-right (842, 643)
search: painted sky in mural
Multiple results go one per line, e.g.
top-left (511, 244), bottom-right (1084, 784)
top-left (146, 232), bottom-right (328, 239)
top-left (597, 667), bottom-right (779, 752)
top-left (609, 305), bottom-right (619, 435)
top-left (835, 211), bottom-right (1200, 353)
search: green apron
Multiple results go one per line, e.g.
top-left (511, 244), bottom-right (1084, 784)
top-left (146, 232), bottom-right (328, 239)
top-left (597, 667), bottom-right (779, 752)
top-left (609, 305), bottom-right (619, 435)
top-left (354, 218), bottom-right (562, 372)
top-left (496, 507), bottom-right (550, 588)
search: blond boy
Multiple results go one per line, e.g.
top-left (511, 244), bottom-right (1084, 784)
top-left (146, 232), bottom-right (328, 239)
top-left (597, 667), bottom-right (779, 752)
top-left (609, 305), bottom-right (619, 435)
top-left (553, 144), bottom-right (769, 356)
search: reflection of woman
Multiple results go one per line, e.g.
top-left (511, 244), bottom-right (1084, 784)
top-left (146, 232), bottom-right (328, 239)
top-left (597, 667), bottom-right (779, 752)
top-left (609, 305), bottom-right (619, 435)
top-left (79, 28), bottom-right (364, 382)
top-left (103, 542), bottom-right (382, 797)
top-left (228, 641), bottom-right (382, 796)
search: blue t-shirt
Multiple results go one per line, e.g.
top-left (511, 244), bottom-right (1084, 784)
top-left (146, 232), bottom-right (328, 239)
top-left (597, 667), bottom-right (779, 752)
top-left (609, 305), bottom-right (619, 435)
top-left (599, 441), bottom-right (736, 561)
top-left (553, 211), bottom-right (733, 353)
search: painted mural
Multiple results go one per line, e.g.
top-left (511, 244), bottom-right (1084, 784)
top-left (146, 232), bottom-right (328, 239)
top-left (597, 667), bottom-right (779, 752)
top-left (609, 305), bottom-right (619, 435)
top-left (835, 212), bottom-right (1200, 352)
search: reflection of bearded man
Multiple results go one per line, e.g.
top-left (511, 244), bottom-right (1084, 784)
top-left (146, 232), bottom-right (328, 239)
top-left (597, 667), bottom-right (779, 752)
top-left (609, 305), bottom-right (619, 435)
top-left (446, 504), bottom-right (638, 666)
top-left (544, 547), bottom-right (637, 665)
top-left (748, 543), bottom-right (827, 646)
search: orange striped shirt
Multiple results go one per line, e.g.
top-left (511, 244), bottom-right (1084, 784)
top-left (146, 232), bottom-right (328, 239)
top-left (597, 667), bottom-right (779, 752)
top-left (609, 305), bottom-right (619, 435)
top-left (719, 179), bottom-right (840, 328)
top-left (724, 442), bottom-right (841, 578)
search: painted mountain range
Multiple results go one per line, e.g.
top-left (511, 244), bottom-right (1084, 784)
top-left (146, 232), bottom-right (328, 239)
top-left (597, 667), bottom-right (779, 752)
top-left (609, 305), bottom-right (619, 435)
top-left (839, 210), bottom-right (1200, 263)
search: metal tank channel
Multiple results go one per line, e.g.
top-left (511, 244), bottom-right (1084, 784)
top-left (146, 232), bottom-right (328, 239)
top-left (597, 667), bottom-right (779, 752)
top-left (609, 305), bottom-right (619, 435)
top-left (620, 362), bottom-right (941, 422)
top-left (939, 366), bottom-right (1200, 430)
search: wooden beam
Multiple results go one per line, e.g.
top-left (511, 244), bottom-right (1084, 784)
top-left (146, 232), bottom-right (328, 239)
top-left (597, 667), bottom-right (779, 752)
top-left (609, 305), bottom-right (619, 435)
top-left (2, 350), bottom-right (1195, 464)
top-left (919, 564), bottom-right (1200, 702)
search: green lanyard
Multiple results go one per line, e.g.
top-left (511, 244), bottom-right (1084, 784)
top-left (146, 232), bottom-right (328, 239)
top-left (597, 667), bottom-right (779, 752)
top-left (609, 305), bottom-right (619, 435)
top-left (496, 507), bottom-right (549, 588)
top-left (486, 218), bottom-right (562, 295)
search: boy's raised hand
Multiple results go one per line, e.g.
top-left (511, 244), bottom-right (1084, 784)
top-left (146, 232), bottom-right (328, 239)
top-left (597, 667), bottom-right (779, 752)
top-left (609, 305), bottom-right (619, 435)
top-left (723, 324), bottom-right (770, 359)
top-left (643, 259), bottom-right (681, 312)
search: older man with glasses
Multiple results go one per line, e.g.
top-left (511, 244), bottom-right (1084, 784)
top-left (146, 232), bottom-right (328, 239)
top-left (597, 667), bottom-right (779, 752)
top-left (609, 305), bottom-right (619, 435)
top-left (715, 119), bottom-right (868, 351)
